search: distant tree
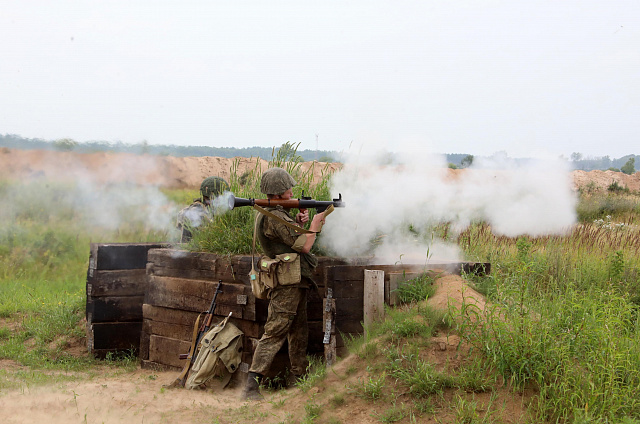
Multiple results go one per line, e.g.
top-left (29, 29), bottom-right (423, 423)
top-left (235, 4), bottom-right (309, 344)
top-left (53, 138), bottom-right (78, 151)
top-left (448, 163), bottom-right (458, 169)
top-left (571, 152), bottom-right (583, 162)
top-left (621, 157), bottom-right (636, 175)
top-left (318, 155), bottom-right (335, 163)
top-left (461, 154), bottom-right (474, 168)
top-left (608, 167), bottom-right (621, 172)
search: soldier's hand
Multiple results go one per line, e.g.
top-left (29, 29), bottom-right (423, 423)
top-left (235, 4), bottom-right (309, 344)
top-left (296, 209), bottom-right (310, 225)
top-left (309, 212), bottom-right (325, 233)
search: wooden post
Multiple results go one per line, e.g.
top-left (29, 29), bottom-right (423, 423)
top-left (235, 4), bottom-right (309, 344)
top-left (323, 288), bottom-right (337, 367)
top-left (363, 270), bottom-right (385, 333)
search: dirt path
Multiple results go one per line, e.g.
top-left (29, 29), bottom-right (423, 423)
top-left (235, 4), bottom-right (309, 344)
top-left (0, 276), bottom-right (532, 424)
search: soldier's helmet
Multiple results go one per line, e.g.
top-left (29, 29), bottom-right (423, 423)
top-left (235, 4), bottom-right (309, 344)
top-left (200, 176), bottom-right (230, 199)
top-left (260, 167), bottom-right (296, 195)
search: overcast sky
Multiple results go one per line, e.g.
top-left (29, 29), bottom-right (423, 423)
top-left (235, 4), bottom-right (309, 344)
top-left (1, 1), bottom-right (638, 158)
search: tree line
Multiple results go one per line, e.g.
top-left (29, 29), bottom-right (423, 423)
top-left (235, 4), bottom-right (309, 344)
top-left (1, 133), bottom-right (637, 172)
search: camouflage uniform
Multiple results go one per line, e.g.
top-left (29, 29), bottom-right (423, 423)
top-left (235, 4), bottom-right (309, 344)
top-left (249, 206), bottom-right (318, 376)
top-left (176, 200), bottom-right (211, 243)
top-left (176, 176), bottom-right (229, 243)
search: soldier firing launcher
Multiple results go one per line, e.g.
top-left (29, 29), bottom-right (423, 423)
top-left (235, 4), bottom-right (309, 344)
top-left (227, 192), bottom-right (345, 213)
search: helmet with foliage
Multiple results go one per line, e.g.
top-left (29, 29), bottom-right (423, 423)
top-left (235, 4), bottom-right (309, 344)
top-left (200, 176), bottom-right (230, 199)
top-left (260, 167), bottom-right (296, 195)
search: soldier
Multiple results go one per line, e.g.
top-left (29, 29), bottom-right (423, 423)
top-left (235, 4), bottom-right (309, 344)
top-left (242, 167), bottom-right (326, 401)
top-left (176, 176), bottom-right (230, 243)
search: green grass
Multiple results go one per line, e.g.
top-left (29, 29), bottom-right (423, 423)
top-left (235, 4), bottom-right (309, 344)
top-left (188, 142), bottom-right (335, 255)
top-left (0, 177), bottom-right (180, 381)
top-left (3, 154), bottom-right (640, 423)
top-left (454, 221), bottom-right (640, 423)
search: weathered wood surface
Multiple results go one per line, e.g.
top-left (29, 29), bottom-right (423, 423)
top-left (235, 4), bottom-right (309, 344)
top-left (87, 322), bottom-right (142, 352)
top-left (89, 243), bottom-right (166, 272)
top-left (142, 304), bottom-right (263, 339)
top-left (87, 269), bottom-right (148, 297)
top-left (86, 296), bottom-right (145, 323)
top-left (364, 270), bottom-right (385, 329)
top-left (149, 334), bottom-right (191, 369)
top-left (145, 276), bottom-right (266, 321)
top-left (146, 249), bottom-right (347, 287)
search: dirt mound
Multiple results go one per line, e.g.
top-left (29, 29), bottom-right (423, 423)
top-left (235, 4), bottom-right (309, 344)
top-left (0, 148), bottom-right (339, 189)
top-left (1, 147), bottom-right (638, 191)
top-left (572, 169), bottom-right (640, 192)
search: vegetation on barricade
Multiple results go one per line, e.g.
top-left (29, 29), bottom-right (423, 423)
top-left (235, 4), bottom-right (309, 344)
top-left (188, 142), bottom-right (334, 255)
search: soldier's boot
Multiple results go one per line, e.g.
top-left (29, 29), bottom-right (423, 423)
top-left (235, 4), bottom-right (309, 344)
top-left (241, 372), bottom-right (264, 401)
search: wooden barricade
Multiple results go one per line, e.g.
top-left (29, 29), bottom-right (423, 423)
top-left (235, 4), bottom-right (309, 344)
top-left (86, 243), bottom-right (166, 358)
top-left (141, 248), bottom-right (346, 379)
top-left (85, 244), bottom-right (490, 379)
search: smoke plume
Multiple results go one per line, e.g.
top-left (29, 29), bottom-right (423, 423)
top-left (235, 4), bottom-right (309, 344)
top-left (321, 150), bottom-right (576, 264)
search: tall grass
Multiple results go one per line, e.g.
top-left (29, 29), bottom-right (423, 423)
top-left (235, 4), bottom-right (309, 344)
top-left (189, 142), bottom-right (335, 255)
top-left (456, 219), bottom-right (640, 423)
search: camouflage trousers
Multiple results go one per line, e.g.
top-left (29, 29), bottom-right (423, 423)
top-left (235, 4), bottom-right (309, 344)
top-left (249, 285), bottom-right (308, 376)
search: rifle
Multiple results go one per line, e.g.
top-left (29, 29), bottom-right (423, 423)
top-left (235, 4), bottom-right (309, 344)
top-left (168, 280), bottom-right (223, 388)
top-left (228, 192), bottom-right (345, 213)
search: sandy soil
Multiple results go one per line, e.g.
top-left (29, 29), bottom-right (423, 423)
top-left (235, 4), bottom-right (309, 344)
top-left (0, 275), bottom-right (532, 424)
top-left (0, 147), bottom-right (339, 189)
top-left (1, 147), bottom-right (638, 191)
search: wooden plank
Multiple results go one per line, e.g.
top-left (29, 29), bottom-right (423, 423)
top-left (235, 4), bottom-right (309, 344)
top-left (143, 304), bottom-right (199, 326)
top-left (147, 251), bottom-right (345, 287)
top-left (90, 243), bottom-right (165, 271)
top-left (145, 319), bottom-right (193, 341)
top-left (364, 270), bottom-right (384, 330)
top-left (147, 248), bottom-right (217, 272)
top-left (145, 277), bottom-right (257, 320)
top-left (140, 330), bottom-right (150, 360)
top-left (149, 334), bottom-right (191, 369)
top-left (143, 316), bottom-right (262, 341)
top-left (147, 264), bottom-right (217, 281)
top-left (87, 269), bottom-right (147, 297)
top-left (89, 322), bottom-right (142, 351)
top-left (86, 296), bottom-right (144, 323)
top-left (335, 320), bottom-right (363, 335)
top-left (335, 298), bottom-right (363, 321)
top-left (326, 279), bottom-right (364, 299)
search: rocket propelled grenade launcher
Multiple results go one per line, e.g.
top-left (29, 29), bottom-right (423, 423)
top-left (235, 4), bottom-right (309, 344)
top-left (228, 192), bottom-right (345, 213)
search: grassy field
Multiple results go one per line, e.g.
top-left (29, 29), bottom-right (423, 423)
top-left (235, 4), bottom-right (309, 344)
top-left (1, 157), bottom-right (640, 423)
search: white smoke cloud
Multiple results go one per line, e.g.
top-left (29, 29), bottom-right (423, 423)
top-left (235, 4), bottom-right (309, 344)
top-left (0, 153), bottom-right (181, 240)
top-left (321, 149), bottom-right (576, 264)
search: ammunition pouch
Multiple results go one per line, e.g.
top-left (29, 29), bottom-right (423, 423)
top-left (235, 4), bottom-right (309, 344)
top-left (258, 253), bottom-right (301, 291)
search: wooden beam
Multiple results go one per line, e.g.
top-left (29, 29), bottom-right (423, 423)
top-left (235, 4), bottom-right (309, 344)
top-left (363, 270), bottom-right (385, 331)
top-left (87, 269), bottom-right (147, 297)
